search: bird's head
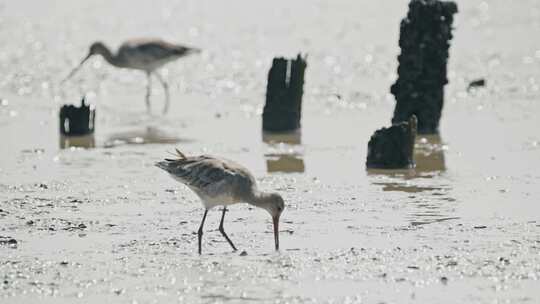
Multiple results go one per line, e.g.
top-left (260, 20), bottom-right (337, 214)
top-left (89, 41), bottom-right (108, 57)
top-left (260, 192), bottom-right (285, 251)
top-left (264, 192), bottom-right (285, 219)
top-left (62, 41), bottom-right (109, 84)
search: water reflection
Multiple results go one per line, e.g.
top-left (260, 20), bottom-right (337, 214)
top-left (266, 154), bottom-right (305, 173)
top-left (407, 192), bottom-right (459, 226)
top-left (59, 134), bottom-right (95, 149)
top-left (263, 130), bottom-right (305, 173)
top-left (368, 135), bottom-right (456, 226)
top-left (376, 182), bottom-right (443, 193)
top-left (262, 130), bottom-right (301, 145)
top-left (409, 213), bottom-right (459, 226)
top-left (415, 135), bottom-right (446, 173)
top-left (104, 126), bottom-right (186, 148)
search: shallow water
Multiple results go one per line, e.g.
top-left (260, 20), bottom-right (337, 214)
top-left (1, 0), bottom-right (540, 303)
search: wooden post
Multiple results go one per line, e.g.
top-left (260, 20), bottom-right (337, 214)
top-left (59, 97), bottom-right (95, 136)
top-left (366, 115), bottom-right (417, 169)
top-left (262, 54), bottom-right (307, 132)
top-left (391, 0), bottom-right (458, 134)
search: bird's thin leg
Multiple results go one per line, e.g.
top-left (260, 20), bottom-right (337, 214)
top-left (154, 72), bottom-right (170, 115)
top-left (219, 207), bottom-right (237, 251)
top-left (145, 72), bottom-right (152, 114)
top-left (198, 209), bottom-right (209, 255)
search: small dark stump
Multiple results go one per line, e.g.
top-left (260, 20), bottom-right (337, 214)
top-left (262, 54), bottom-right (307, 132)
top-left (366, 115), bottom-right (418, 169)
top-left (390, 0), bottom-right (458, 134)
top-left (59, 97), bottom-right (95, 136)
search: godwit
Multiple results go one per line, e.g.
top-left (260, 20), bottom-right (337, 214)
top-left (155, 149), bottom-right (285, 254)
top-left (63, 39), bottom-right (201, 114)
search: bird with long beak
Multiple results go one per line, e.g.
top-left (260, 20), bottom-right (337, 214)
top-left (62, 38), bottom-right (201, 114)
top-left (155, 149), bottom-right (285, 254)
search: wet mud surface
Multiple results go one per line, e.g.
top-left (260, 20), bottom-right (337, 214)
top-left (1, 0), bottom-right (540, 303)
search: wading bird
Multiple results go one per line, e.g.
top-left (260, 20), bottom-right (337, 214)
top-left (63, 39), bottom-right (200, 114)
top-left (155, 149), bottom-right (285, 254)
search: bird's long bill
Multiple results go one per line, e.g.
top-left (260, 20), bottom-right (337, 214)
top-left (61, 53), bottom-right (91, 84)
top-left (273, 216), bottom-right (280, 251)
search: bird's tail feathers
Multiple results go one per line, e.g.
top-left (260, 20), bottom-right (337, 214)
top-left (156, 148), bottom-right (187, 171)
top-left (175, 148), bottom-right (186, 159)
top-left (164, 148), bottom-right (186, 161)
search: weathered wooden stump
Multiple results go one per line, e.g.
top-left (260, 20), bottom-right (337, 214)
top-left (390, 0), bottom-right (458, 134)
top-left (366, 115), bottom-right (418, 169)
top-left (262, 54), bottom-right (307, 132)
top-left (59, 97), bottom-right (95, 136)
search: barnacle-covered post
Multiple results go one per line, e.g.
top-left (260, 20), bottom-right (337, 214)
top-left (262, 54), bottom-right (307, 132)
top-left (59, 97), bottom-right (95, 136)
top-left (390, 0), bottom-right (458, 134)
top-left (366, 115), bottom-right (417, 169)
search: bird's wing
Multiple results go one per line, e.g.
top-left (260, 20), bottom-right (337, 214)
top-left (118, 39), bottom-right (190, 64)
top-left (157, 155), bottom-right (239, 191)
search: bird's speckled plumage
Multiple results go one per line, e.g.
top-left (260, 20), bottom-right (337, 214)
top-left (114, 39), bottom-right (198, 72)
top-left (155, 150), bottom-right (257, 209)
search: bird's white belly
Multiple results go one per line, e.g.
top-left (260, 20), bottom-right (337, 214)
top-left (170, 176), bottom-right (240, 209)
top-left (126, 56), bottom-right (175, 72)
top-left (198, 192), bottom-right (241, 210)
